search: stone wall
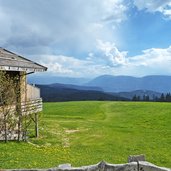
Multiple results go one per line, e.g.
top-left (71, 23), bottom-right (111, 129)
top-left (4, 161), bottom-right (171, 171)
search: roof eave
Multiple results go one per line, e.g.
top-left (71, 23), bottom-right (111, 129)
top-left (0, 48), bottom-right (48, 73)
top-left (0, 66), bottom-right (47, 73)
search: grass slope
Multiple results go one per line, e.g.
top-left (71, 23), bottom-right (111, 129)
top-left (0, 101), bottom-right (171, 169)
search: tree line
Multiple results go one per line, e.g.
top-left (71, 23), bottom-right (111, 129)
top-left (132, 93), bottom-right (171, 102)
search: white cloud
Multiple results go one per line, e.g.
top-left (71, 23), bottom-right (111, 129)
top-left (30, 45), bottom-right (171, 77)
top-left (97, 39), bottom-right (128, 66)
top-left (36, 55), bottom-right (96, 77)
top-left (2, 0), bottom-right (171, 77)
top-left (101, 0), bottom-right (127, 23)
top-left (134, 0), bottom-right (171, 19)
top-left (32, 49), bottom-right (124, 77)
top-left (0, 6), bottom-right (12, 44)
top-left (0, 0), bottom-right (127, 55)
top-left (120, 46), bottom-right (171, 76)
top-left (129, 46), bottom-right (171, 67)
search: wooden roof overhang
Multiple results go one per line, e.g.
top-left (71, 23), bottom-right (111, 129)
top-left (0, 48), bottom-right (47, 74)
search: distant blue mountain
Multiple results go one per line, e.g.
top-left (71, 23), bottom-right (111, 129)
top-left (49, 83), bottom-right (103, 91)
top-left (86, 75), bottom-right (171, 93)
top-left (28, 75), bottom-right (90, 85)
top-left (29, 74), bottom-right (171, 93)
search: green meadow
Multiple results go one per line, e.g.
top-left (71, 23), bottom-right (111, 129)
top-left (0, 101), bottom-right (171, 169)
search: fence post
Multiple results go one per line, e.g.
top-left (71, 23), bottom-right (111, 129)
top-left (35, 113), bottom-right (39, 138)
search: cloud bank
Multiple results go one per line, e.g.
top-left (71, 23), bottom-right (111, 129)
top-left (134, 0), bottom-right (171, 19)
top-left (0, 0), bottom-right (127, 55)
top-left (38, 43), bottom-right (171, 77)
top-left (0, 0), bottom-right (171, 78)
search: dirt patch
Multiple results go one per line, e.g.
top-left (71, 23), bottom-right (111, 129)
top-left (65, 129), bottom-right (79, 134)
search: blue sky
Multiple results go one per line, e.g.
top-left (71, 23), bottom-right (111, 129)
top-left (1, 0), bottom-right (171, 78)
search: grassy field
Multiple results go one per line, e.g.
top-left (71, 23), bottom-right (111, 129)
top-left (0, 101), bottom-right (171, 169)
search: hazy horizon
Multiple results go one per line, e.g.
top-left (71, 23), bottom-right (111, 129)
top-left (28, 74), bottom-right (171, 85)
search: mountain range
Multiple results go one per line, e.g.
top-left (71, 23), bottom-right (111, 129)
top-left (28, 75), bottom-right (90, 85)
top-left (29, 75), bottom-right (171, 102)
top-left (86, 75), bottom-right (171, 93)
top-left (36, 84), bottom-right (128, 102)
